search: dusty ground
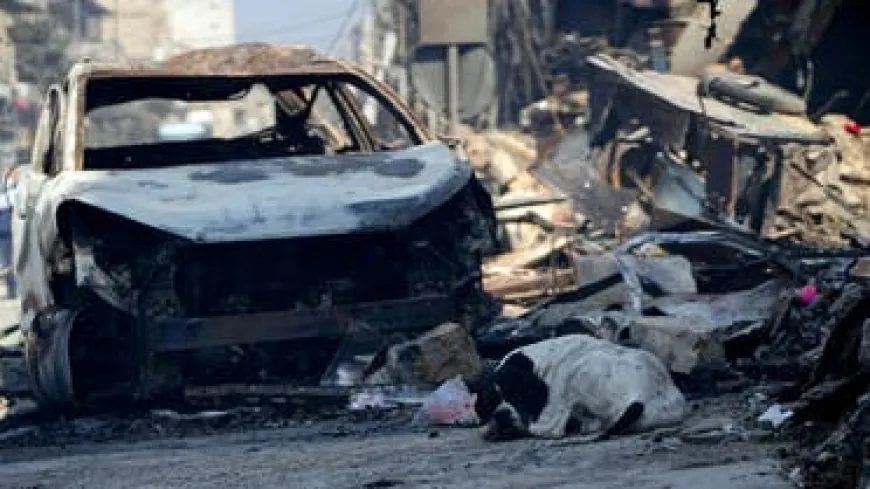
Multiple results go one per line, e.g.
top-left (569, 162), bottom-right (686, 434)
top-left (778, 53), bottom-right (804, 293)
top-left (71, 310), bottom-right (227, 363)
top-left (0, 427), bottom-right (790, 489)
top-left (0, 394), bottom-right (794, 489)
top-left (0, 296), bottom-right (794, 489)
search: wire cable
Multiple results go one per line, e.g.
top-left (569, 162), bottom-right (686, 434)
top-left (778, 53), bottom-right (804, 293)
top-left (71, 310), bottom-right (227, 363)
top-left (326, 0), bottom-right (362, 54)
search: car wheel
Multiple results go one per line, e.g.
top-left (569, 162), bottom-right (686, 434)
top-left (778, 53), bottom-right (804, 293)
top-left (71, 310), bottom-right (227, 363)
top-left (24, 307), bottom-right (76, 407)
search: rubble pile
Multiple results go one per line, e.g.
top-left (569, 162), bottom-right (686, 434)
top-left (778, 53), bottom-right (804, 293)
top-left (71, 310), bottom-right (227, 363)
top-left (2, 26), bottom-right (870, 489)
top-left (773, 116), bottom-right (870, 247)
top-left (466, 207), bottom-right (870, 488)
top-left (463, 128), bottom-right (584, 308)
top-left (430, 52), bottom-right (870, 485)
top-left (762, 278), bottom-right (870, 488)
top-left (575, 53), bottom-right (870, 252)
top-left (542, 34), bottom-right (646, 88)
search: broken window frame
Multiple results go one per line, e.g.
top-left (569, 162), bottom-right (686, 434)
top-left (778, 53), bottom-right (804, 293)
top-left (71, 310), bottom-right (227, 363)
top-left (74, 73), bottom-right (427, 170)
top-left (331, 79), bottom-right (424, 151)
top-left (279, 81), bottom-right (372, 153)
top-left (31, 84), bottom-right (65, 176)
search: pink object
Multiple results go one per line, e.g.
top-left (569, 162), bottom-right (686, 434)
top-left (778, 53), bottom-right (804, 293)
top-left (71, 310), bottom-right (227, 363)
top-left (414, 377), bottom-right (478, 427)
top-left (845, 121), bottom-right (862, 135)
top-left (12, 98), bottom-right (28, 111)
top-left (797, 284), bottom-right (819, 305)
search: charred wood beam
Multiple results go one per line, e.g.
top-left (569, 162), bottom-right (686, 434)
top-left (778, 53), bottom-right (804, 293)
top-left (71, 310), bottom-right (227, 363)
top-left (786, 284), bottom-right (870, 398)
top-left (184, 384), bottom-right (351, 412)
top-left (152, 295), bottom-right (456, 352)
top-left (790, 370), bottom-right (870, 426)
top-left (483, 268), bottom-right (576, 299)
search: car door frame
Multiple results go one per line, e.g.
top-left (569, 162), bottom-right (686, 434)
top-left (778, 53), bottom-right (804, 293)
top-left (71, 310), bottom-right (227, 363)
top-left (12, 83), bottom-right (66, 298)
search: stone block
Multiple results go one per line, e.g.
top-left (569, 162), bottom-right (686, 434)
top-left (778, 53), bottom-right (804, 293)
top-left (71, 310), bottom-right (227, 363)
top-left (623, 315), bottom-right (730, 375)
top-left (571, 254), bottom-right (697, 308)
top-left (384, 323), bottom-right (482, 386)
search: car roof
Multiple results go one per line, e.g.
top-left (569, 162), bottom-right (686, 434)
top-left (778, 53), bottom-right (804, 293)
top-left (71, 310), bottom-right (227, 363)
top-left (71, 43), bottom-right (364, 80)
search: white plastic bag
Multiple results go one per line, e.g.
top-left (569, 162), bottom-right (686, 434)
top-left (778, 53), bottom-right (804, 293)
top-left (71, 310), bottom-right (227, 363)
top-left (413, 376), bottom-right (478, 427)
top-left (758, 404), bottom-right (793, 428)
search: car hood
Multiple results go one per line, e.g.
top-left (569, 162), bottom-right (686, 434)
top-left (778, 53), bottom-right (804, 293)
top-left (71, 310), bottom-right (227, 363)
top-left (52, 142), bottom-right (472, 242)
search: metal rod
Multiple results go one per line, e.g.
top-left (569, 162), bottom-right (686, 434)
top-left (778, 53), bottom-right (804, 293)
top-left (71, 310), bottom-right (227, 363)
top-left (447, 43), bottom-right (459, 135)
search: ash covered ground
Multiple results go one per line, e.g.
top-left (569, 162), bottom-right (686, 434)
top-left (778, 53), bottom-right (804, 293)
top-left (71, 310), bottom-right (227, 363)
top-left (0, 392), bottom-right (791, 489)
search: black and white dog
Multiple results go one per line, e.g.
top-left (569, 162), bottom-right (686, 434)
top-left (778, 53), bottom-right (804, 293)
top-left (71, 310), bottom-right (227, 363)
top-left (467, 334), bottom-right (687, 441)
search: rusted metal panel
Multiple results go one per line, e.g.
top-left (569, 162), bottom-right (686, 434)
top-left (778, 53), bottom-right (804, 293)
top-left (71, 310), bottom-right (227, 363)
top-left (75, 44), bottom-right (350, 78)
top-left (587, 55), bottom-right (831, 144)
top-left (152, 295), bottom-right (456, 352)
top-left (17, 41), bottom-right (496, 409)
top-left (65, 43), bottom-right (433, 170)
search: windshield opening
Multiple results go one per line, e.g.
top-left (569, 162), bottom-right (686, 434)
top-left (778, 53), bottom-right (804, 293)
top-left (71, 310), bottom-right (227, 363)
top-left (82, 75), bottom-right (367, 171)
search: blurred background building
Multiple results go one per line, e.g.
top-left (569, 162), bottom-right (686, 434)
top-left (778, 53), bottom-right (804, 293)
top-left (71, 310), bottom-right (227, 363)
top-left (0, 0), bottom-right (240, 166)
top-left (2, 0), bottom-right (869, 171)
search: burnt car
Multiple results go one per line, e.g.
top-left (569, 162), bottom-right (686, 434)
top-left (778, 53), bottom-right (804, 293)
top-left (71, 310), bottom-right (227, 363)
top-left (12, 44), bottom-right (497, 407)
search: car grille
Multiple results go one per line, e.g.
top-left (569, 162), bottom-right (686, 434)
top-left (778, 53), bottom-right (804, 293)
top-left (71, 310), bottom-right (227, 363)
top-left (172, 232), bottom-right (414, 317)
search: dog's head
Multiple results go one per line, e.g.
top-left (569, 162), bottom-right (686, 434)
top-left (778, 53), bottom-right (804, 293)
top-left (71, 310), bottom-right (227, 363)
top-left (465, 374), bottom-right (527, 441)
top-left (465, 352), bottom-right (548, 441)
top-left (463, 374), bottom-right (501, 424)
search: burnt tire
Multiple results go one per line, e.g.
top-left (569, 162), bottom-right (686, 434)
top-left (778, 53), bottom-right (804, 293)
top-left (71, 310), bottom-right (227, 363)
top-left (698, 72), bottom-right (806, 115)
top-left (24, 307), bottom-right (76, 407)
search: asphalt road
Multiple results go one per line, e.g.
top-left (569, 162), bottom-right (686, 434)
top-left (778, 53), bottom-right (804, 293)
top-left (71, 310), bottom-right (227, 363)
top-left (0, 424), bottom-right (792, 489)
top-left (0, 393), bottom-right (794, 489)
top-left (0, 297), bottom-right (792, 489)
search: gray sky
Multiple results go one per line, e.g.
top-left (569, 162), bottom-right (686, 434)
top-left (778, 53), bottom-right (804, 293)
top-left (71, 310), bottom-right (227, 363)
top-left (233, 0), bottom-right (361, 54)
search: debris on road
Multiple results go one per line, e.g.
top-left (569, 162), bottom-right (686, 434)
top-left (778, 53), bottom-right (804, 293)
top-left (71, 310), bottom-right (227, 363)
top-left (758, 404), bottom-right (793, 429)
top-left (375, 322), bottom-right (483, 386)
top-left (412, 376), bottom-right (478, 428)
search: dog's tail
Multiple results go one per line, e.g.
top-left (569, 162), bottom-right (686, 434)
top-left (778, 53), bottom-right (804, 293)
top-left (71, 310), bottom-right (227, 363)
top-left (599, 401), bottom-right (644, 440)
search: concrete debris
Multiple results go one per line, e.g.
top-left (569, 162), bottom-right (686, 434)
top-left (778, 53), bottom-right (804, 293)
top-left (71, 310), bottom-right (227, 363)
top-left (379, 323), bottom-right (483, 387)
top-left (615, 314), bottom-right (730, 376)
top-left (2, 2), bottom-right (869, 481)
top-left (573, 253), bottom-right (697, 309)
top-left (648, 279), bottom-right (787, 328)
